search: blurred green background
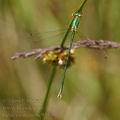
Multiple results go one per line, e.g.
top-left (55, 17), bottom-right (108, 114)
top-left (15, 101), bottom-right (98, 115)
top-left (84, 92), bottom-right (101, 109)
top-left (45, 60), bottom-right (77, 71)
top-left (0, 0), bottom-right (120, 120)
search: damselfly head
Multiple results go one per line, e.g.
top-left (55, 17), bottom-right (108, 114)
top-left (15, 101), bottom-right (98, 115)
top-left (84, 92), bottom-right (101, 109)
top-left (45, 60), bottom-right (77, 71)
top-left (72, 12), bottom-right (82, 17)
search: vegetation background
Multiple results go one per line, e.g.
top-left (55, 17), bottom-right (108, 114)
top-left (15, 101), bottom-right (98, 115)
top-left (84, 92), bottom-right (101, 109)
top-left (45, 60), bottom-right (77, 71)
top-left (0, 0), bottom-right (120, 120)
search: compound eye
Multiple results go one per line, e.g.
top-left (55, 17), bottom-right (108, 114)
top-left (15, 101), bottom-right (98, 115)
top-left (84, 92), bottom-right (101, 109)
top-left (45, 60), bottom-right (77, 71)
top-left (72, 13), bottom-right (74, 16)
top-left (72, 12), bottom-right (77, 16)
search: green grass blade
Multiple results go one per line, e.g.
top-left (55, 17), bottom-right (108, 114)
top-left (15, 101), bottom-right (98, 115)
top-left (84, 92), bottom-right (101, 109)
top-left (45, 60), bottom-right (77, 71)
top-left (60, 19), bottom-right (74, 47)
top-left (37, 65), bottom-right (57, 120)
top-left (77, 0), bottom-right (87, 13)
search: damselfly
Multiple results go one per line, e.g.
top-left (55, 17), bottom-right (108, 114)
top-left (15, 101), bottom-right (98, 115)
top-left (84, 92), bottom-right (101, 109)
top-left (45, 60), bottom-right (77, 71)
top-left (57, 0), bottom-right (87, 98)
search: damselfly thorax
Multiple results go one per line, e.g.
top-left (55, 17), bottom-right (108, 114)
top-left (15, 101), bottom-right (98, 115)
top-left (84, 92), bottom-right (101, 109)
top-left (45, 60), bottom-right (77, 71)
top-left (71, 12), bottom-right (82, 32)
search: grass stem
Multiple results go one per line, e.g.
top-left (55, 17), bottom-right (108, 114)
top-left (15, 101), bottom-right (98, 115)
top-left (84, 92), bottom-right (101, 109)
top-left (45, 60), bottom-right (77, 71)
top-left (38, 65), bottom-right (57, 120)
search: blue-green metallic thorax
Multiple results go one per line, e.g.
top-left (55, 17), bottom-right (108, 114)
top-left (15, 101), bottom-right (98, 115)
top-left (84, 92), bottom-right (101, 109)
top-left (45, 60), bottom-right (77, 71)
top-left (71, 12), bottom-right (82, 31)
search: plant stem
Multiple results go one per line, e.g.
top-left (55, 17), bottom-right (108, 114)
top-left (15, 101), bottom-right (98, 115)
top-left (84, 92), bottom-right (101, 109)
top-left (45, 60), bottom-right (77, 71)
top-left (60, 18), bottom-right (75, 47)
top-left (76, 0), bottom-right (87, 13)
top-left (38, 65), bottom-right (57, 120)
